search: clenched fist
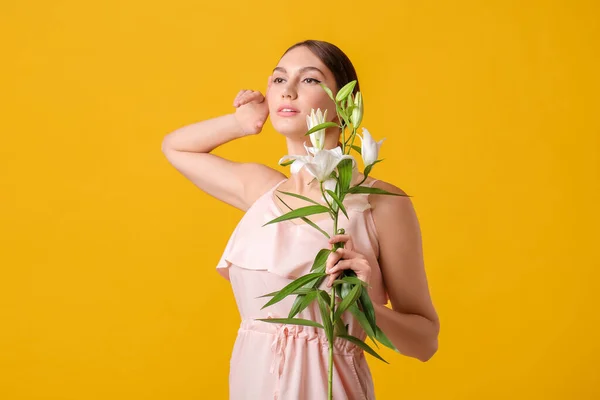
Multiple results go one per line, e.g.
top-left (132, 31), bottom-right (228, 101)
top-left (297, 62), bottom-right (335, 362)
top-left (232, 75), bottom-right (273, 135)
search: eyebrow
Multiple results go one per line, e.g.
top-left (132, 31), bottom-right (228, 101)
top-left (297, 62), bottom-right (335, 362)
top-left (272, 66), bottom-right (325, 76)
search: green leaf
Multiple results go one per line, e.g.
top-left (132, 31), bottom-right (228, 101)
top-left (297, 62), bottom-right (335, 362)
top-left (276, 190), bottom-right (321, 206)
top-left (350, 145), bottom-right (362, 155)
top-left (334, 283), bottom-right (362, 321)
top-left (311, 248), bottom-right (332, 272)
top-left (346, 95), bottom-right (354, 109)
top-left (287, 250), bottom-right (332, 318)
top-left (334, 319), bottom-right (348, 336)
top-left (325, 190), bottom-right (348, 219)
top-left (316, 290), bottom-right (334, 342)
top-left (288, 295), bottom-right (305, 319)
top-left (316, 287), bottom-right (332, 304)
top-left (262, 204), bottom-right (331, 227)
top-left (336, 80), bottom-right (357, 103)
top-left (359, 290), bottom-right (377, 335)
top-left (279, 159), bottom-right (295, 167)
top-left (362, 159), bottom-right (383, 180)
top-left (255, 317), bottom-right (324, 329)
top-left (375, 326), bottom-right (400, 353)
top-left (346, 186), bottom-right (407, 196)
top-left (319, 83), bottom-right (335, 101)
top-left (275, 195), bottom-right (331, 238)
top-left (341, 276), bottom-right (369, 287)
top-left (337, 334), bottom-right (389, 364)
top-left (347, 303), bottom-right (377, 345)
top-left (288, 290), bottom-right (318, 318)
top-left (305, 122), bottom-right (340, 136)
top-left (337, 159), bottom-right (353, 196)
top-left (336, 105), bottom-right (349, 126)
top-left (257, 287), bottom-right (314, 298)
top-left (261, 273), bottom-right (327, 309)
top-left (340, 281), bottom-right (352, 299)
top-left (318, 289), bottom-right (348, 337)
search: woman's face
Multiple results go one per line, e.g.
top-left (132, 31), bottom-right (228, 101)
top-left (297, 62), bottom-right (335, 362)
top-left (267, 46), bottom-right (339, 139)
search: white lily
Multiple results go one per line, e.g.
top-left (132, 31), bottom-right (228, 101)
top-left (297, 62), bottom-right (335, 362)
top-left (358, 127), bottom-right (386, 166)
top-left (306, 108), bottom-right (328, 151)
top-left (303, 146), bottom-right (357, 183)
top-left (278, 143), bottom-right (315, 175)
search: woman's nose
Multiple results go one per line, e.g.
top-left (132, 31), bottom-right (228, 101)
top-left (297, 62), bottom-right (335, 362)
top-left (281, 86), bottom-right (297, 99)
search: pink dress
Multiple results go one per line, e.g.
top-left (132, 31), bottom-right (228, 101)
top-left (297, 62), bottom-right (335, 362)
top-left (216, 177), bottom-right (388, 400)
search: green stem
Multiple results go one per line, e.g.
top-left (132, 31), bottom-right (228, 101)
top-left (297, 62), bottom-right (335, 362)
top-left (329, 212), bottom-right (338, 400)
top-left (340, 122), bottom-right (346, 154)
top-left (336, 103), bottom-right (347, 154)
top-left (322, 179), bottom-right (342, 400)
top-left (348, 127), bottom-right (358, 154)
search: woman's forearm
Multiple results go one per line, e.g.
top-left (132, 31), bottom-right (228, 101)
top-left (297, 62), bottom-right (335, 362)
top-left (373, 302), bottom-right (439, 362)
top-left (161, 113), bottom-right (245, 153)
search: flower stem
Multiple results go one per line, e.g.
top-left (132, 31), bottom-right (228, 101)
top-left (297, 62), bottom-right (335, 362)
top-left (348, 127), bottom-right (358, 154)
top-left (329, 210), bottom-right (338, 400)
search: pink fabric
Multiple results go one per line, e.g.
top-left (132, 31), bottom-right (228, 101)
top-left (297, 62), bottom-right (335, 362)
top-left (216, 177), bottom-right (386, 399)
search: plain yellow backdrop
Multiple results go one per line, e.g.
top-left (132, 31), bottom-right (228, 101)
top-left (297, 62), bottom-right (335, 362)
top-left (2, 0), bottom-right (599, 399)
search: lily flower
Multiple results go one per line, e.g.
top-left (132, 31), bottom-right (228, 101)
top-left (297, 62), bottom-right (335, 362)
top-left (306, 108), bottom-right (328, 151)
top-left (303, 146), bottom-right (357, 183)
top-left (278, 143), bottom-right (315, 175)
top-left (358, 127), bottom-right (385, 166)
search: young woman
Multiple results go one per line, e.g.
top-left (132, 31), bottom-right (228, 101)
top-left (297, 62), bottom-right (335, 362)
top-left (162, 40), bottom-right (440, 400)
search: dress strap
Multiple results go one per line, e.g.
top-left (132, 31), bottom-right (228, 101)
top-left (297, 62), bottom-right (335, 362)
top-left (365, 178), bottom-right (379, 187)
top-left (269, 178), bottom-right (288, 193)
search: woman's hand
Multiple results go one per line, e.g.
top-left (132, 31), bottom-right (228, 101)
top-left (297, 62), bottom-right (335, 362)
top-left (232, 75), bottom-right (272, 136)
top-left (325, 234), bottom-right (372, 287)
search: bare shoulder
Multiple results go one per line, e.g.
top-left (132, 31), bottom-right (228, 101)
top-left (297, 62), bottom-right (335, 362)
top-left (367, 178), bottom-right (415, 233)
top-left (368, 178), bottom-right (410, 207)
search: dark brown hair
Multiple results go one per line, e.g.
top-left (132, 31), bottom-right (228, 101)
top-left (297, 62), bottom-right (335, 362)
top-left (281, 40), bottom-right (360, 96)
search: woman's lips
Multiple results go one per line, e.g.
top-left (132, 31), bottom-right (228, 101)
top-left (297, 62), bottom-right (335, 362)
top-left (277, 110), bottom-right (300, 117)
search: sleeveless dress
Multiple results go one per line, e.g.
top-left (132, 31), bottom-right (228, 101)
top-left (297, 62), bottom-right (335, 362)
top-left (216, 176), bottom-right (389, 400)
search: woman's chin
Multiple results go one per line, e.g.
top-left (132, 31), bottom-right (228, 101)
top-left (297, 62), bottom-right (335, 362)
top-left (272, 122), bottom-right (307, 139)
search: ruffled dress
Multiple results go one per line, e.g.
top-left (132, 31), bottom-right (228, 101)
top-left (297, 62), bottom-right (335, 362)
top-left (216, 177), bottom-right (388, 400)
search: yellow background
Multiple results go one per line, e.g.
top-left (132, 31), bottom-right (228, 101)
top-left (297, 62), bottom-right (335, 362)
top-left (2, 0), bottom-right (599, 399)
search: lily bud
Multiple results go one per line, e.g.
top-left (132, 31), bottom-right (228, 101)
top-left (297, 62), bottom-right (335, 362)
top-left (351, 92), bottom-right (363, 128)
top-left (359, 127), bottom-right (385, 166)
top-left (306, 108), bottom-right (328, 151)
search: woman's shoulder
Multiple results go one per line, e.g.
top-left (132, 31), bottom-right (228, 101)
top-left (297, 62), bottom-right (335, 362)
top-left (354, 173), bottom-right (406, 193)
top-left (364, 176), bottom-right (410, 210)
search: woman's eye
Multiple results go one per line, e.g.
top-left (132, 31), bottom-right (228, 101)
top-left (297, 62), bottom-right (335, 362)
top-left (272, 77), bottom-right (320, 84)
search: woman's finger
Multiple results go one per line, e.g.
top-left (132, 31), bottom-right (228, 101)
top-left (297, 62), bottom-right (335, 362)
top-left (327, 259), bottom-right (354, 274)
top-left (240, 91), bottom-right (261, 104)
top-left (233, 90), bottom-right (245, 107)
top-left (325, 248), bottom-right (357, 272)
top-left (328, 234), bottom-right (354, 251)
top-left (325, 248), bottom-right (344, 272)
top-left (327, 271), bottom-right (341, 287)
